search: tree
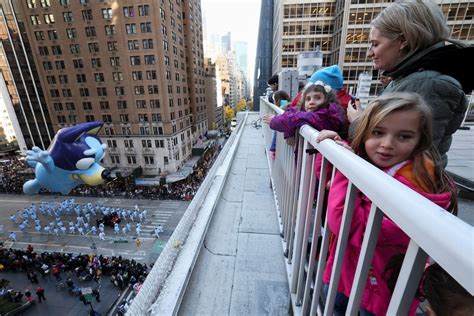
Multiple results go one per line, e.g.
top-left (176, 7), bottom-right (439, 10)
top-left (224, 105), bottom-right (235, 122)
top-left (235, 99), bottom-right (247, 112)
top-left (246, 100), bottom-right (254, 111)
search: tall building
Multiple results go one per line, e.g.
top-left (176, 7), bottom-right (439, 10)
top-left (6, 0), bottom-right (207, 177)
top-left (253, 0), bottom-right (274, 111)
top-left (204, 58), bottom-right (223, 129)
top-left (272, 0), bottom-right (473, 96)
top-left (221, 31), bottom-right (231, 54)
top-left (0, 0), bottom-right (54, 153)
top-left (233, 40), bottom-right (248, 77)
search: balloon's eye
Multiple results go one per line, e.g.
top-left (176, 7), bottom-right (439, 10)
top-left (76, 158), bottom-right (95, 170)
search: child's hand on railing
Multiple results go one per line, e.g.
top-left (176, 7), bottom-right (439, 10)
top-left (285, 137), bottom-right (295, 146)
top-left (262, 114), bottom-right (274, 124)
top-left (316, 130), bottom-right (341, 142)
top-left (316, 130), bottom-right (353, 152)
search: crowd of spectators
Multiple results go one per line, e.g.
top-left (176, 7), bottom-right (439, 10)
top-left (0, 143), bottom-right (222, 201)
top-left (0, 246), bottom-right (148, 306)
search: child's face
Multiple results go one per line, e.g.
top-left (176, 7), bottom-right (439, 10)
top-left (364, 110), bottom-right (421, 169)
top-left (304, 91), bottom-right (326, 112)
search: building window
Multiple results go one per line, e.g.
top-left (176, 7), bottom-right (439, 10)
top-left (155, 139), bottom-right (164, 148)
top-left (144, 156), bottom-right (155, 165)
top-left (102, 114), bottom-right (112, 123)
top-left (79, 88), bottom-right (89, 97)
top-left (117, 100), bottom-right (127, 109)
top-left (82, 10), bottom-right (93, 21)
top-left (163, 40), bottom-right (168, 51)
top-left (123, 6), bottom-right (135, 18)
top-left (55, 60), bottom-right (65, 70)
top-left (136, 100), bottom-right (146, 109)
top-left (151, 113), bottom-right (162, 122)
top-left (39, 46), bottom-right (49, 56)
top-left (69, 44), bottom-right (80, 54)
top-left (113, 72), bottom-right (123, 81)
top-left (83, 102), bottom-right (92, 110)
top-left (46, 75), bottom-right (56, 84)
top-left (69, 115), bottom-right (77, 124)
top-left (34, 31), bottom-right (45, 40)
top-left (148, 85), bottom-right (159, 94)
top-left (126, 156), bottom-right (137, 164)
top-left (43, 13), bottom-right (55, 24)
top-left (142, 39), bottom-right (153, 49)
top-left (140, 126), bottom-right (150, 135)
top-left (140, 22), bottom-right (152, 33)
top-left (105, 25), bottom-right (116, 35)
top-left (121, 126), bottom-right (131, 135)
top-left (138, 5), bottom-right (150, 16)
top-left (85, 114), bottom-right (95, 122)
top-left (97, 87), bottom-right (107, 96)
top-left (144, 55), bottom-right (155, 65)
top-left (132, 71), bottom-right (143, 81)
top-left (76, 73), bottom-right (87, 83)
top-left (142, 139), bottom-right (152, 148)
top-left (99, 101), bottom-right (109, 110)
top-left (134, 86), bottom-right (145, 95)
top-left (53, 102), bottom-right (63, 111)
top-left (51, 45), bottom-right (62, 55)
top-left (125, 23), bottom-right (137, 34)
top-left (91, 58), bottom-right (102, 68)
top-left (107, 41), bottom-right (118, 51)
top-left (40, 0), bottom-right (51, 6)
top-left (57, 115), bottom-right (67, 124)
top-left (50, 89), bottom-right (60, 98)
top-left (161, 24), bottom-right (167, 35)
top-left (127, 40), bottom-right (139, 50)
top-left (94, 73), bottom-right (105, 82)
top-left (110, 57), bottom-right (120, 67)
top-left (47, 30), bottom-right (58, 40)
top-left (88, 42), bottom-right (99, 53)
top-left (60, 0), bottom-right (70, 6)
top-left (73, 59), bottom-right (84, 69)
top-left (110, 155), bottom-right (120, 164)
top-left (104, 127), bottom-right (114, 135)
top-left (30, 15), bottom-right (41, 25)
top-left (62, 89), bottom-right (72, 97)
top-left (146, 70), bottom-right (157, 80)
top-left (66, 28), bottom-right (77, 39)
top-left (124, 139), bottom-right (134, 148)
top-left (115, 87), bottom-right (125, 96)
top-left (27, 0), bottom-right (37, 8)
top-left (164, 156), bottom-right (169, 165)
top-left (130, 56), bottom-right (141, 65)
top-left (59, 75), bottom-right (68, 84)
top-left (63, 11), bottom-right (73, 22)
top-left (85, 26), bottom-right (96, 37)
top-left (138, 114), bottom-right (148, 122)
top-left (102, 8), bottom-right (113, 19)
top-left (150, 99), bottom-right (160, 108)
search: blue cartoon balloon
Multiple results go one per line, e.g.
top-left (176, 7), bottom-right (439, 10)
top-left (23, 122), bottom-right (111, 195)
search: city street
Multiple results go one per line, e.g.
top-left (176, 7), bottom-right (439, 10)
top-left (0, 194), bottom-right (190, 264)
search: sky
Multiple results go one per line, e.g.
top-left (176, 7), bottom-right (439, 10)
top-left (201, 0), bottom-right (261, 81)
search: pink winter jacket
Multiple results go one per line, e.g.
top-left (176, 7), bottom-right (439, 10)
top-left (322, 162), bottom-right (452, 315)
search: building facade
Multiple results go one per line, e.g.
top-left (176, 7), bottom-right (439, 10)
top-left (0, 0), bottom-right (54, 153)
top-left (6, 0), bottom-right (208, 176)
top-left (272, 0), bottom-right (473, 96)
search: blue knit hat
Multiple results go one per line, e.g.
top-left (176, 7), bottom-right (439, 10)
top-left (308, 65), bottom-right (343, 90)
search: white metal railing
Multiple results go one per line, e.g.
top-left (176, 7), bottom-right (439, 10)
top-left (260, 97), bottom-right (473, 315)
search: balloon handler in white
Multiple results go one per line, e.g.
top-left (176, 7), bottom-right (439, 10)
top-left (23, 122), bottom-right (113, 195)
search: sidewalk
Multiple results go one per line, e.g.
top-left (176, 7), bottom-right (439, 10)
top-left (179, 112), bottom-right (290, 315)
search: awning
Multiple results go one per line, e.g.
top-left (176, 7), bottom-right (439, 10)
top-left (134, 177), bottom-right (163, 186)
top-left (165, 166), bottom-right (194, 184)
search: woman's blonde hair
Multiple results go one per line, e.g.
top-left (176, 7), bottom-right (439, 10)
top-left (371, 0), bottom-right (459, 58)
top-left (352, 92), bottom-right (457, 213)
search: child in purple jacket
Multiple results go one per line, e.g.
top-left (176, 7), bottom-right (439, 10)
top-left (263, 82), bottom-right (345, 140)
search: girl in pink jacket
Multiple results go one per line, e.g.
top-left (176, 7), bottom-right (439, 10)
top-left (317, 92), bottom-right (457, 315)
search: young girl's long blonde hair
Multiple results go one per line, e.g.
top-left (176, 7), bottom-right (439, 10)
top-left (351, 92), bottom-right (457, 213)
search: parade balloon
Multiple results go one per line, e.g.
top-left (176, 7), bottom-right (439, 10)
top-left (23, 122), bottom-right (111, 195)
